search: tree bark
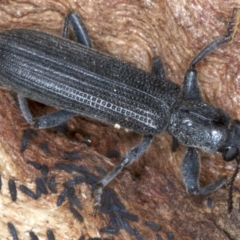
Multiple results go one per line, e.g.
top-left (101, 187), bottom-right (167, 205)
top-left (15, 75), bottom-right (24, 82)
top-left (0, 1), bottom-right (240, 239)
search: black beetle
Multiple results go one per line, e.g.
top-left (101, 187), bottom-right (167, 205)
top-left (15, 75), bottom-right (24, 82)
top-left (0, 9), bottom-right (239, 213)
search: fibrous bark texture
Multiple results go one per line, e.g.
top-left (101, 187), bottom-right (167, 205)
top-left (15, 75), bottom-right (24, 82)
top-left (0, 1), bottom-right (240, 239)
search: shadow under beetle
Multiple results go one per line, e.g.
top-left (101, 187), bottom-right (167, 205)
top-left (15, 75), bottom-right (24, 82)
top-left (0, 9), bottom-right (240, 213)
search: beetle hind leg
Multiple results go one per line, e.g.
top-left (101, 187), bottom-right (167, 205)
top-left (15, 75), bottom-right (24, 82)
top-left (182, 147), bottom-right (227, 195)
top-left (18, 95), bottom-right (77, 129)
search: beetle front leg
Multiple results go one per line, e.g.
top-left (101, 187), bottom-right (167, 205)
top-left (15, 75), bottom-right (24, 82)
top-left (18, 95), bottom-right (77, 129)
top-left (182, 147), bottom-right (227, 195)
top-left (93, 135), bottom-right (153, 214)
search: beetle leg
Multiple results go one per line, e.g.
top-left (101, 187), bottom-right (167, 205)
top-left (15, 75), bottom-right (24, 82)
top-left (182, 147), bottom-right (227, 195)
top-left (93, 135), bottom-right (153, 214)
top-left (151, 56), bottom-right (166, 79)
top-left (62, 12), bottom-right (92, 47)
top-left (18, 95), bottom-right (76, 129)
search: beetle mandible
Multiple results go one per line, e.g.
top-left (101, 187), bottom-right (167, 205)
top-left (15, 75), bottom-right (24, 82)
top-left (0, 9), bottom-right (239, 213)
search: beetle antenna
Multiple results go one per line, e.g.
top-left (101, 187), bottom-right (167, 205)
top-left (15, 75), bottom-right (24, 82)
top-left (189, 8), bottom-right (240, 69)
top-left (227, 155), bottom-right (240, 213)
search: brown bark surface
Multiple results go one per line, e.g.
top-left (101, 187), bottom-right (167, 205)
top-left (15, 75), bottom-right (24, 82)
top-left (0, 0), bottom-right (240, 239)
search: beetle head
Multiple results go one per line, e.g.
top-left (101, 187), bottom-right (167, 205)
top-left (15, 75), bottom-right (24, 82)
top-left (220, 120), bottom-right (240, 161)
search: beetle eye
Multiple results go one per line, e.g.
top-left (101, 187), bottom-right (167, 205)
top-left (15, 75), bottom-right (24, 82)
top-left (222, 147), bottom-right (239, 161)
